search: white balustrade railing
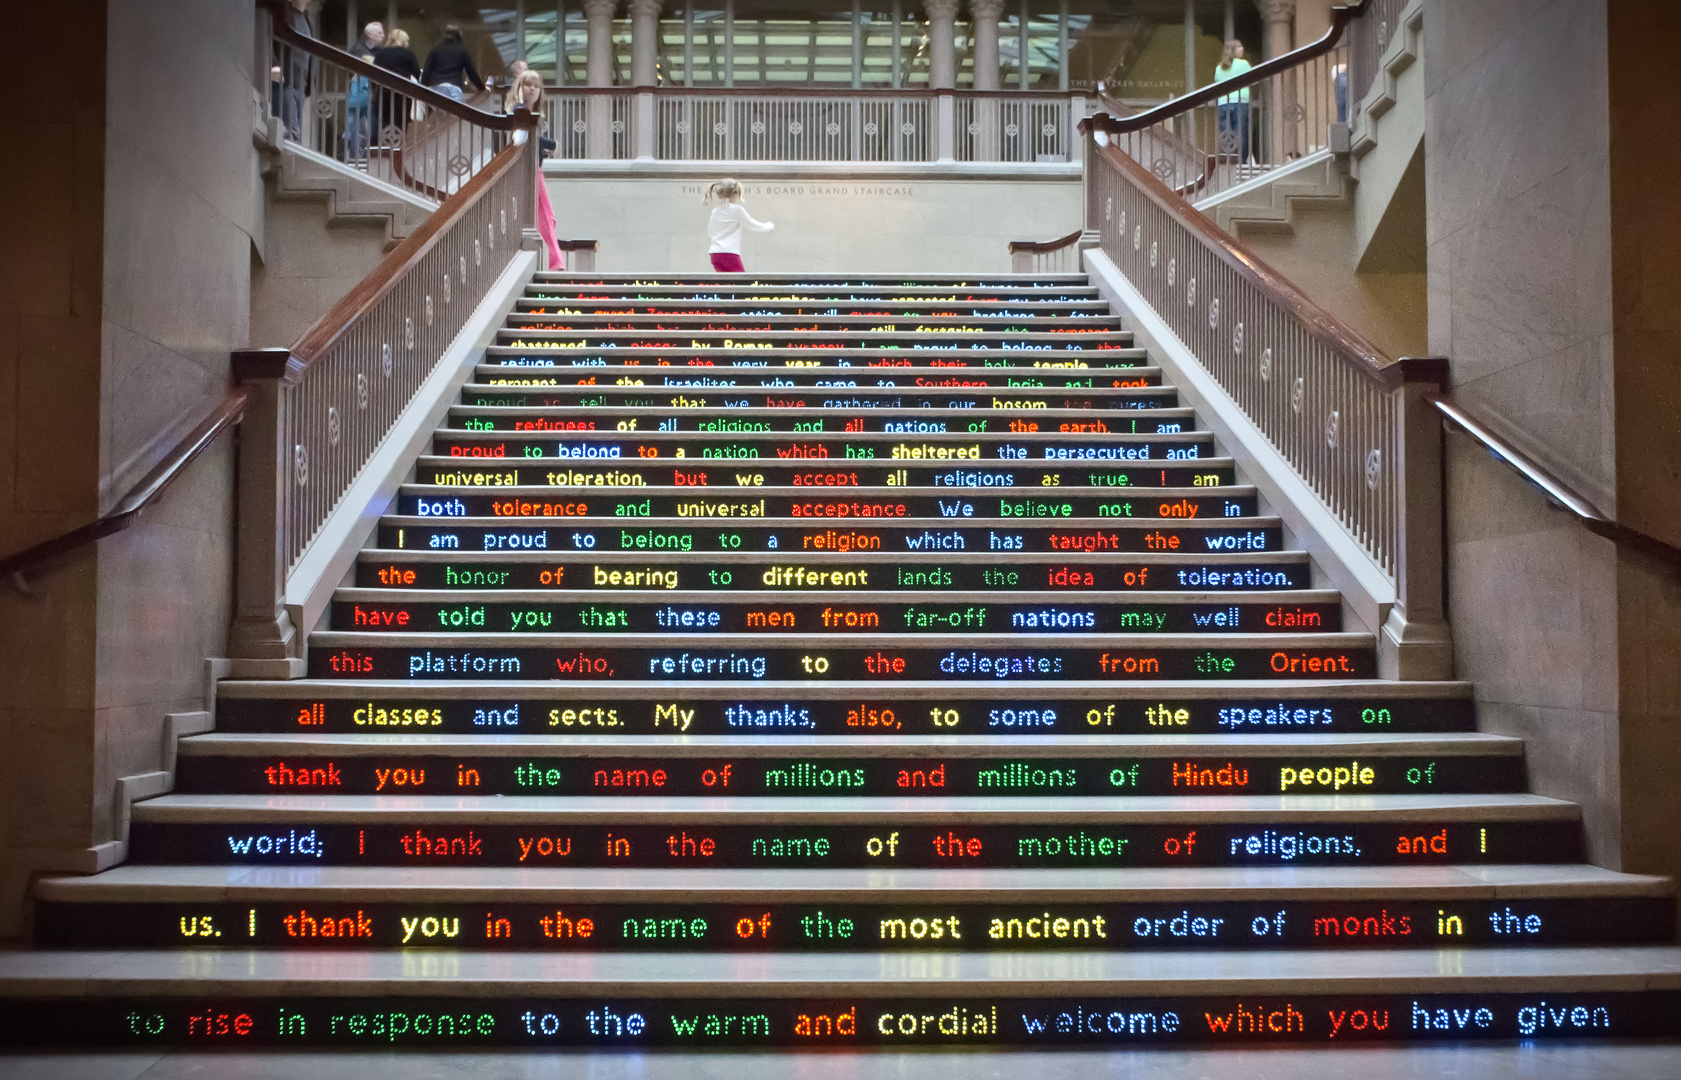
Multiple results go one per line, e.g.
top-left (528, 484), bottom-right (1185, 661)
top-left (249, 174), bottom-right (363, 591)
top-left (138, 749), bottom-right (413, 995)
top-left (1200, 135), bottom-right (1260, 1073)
top-left (954, 95), bottom-right (1077, 163)
top-left (541, 89), bottom-right (1085, 164)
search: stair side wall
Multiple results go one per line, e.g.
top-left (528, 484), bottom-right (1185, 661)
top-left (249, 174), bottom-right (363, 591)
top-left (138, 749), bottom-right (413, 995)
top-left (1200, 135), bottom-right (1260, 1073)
top-left (0, 0), bottom-right (261, 934)
top-left (1427, 0), bottom-right (1681, 903)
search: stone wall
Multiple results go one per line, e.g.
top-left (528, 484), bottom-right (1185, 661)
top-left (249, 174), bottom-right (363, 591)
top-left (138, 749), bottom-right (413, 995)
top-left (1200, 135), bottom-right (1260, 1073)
top-left (1426, 0), bottom-right (1681, 882)
top-left (543, 164), bottom-right (1084, 275)
top-left (0, 0), bottom-right (260, 932)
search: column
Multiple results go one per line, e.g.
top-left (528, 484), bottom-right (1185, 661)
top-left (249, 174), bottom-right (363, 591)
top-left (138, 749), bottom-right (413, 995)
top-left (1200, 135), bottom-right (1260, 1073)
top-left (1183, 0), bottom-right (1195, 95)
top-left (971, 0), bottom-right (1003, 89)
top-left (1259, 0), bottom-right (1296, 163)
top-left (1018, 0), bottom-right (1029, 90)
top-left (1260, 0), bottom-right (1294, 59)
top-left (584, 0), bottom-right (617, 157)
top-left (925, 0), bottom-right (960, 160)
top-left (629, 0), bottom-right (659, 159)
top-left (925, 0), bottom-right (959, 87)
top-left (629, 0), bottom-right (660, 84)
top-left (970, 0), bottom-right (1004, 160)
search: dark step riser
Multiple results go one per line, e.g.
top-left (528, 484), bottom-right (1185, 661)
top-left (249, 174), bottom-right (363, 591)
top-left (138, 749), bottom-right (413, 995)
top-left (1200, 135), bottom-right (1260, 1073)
top-left (330, 600), bottom-right (1340, 636)
top-left (462, 388), bottom-right (1174, 410)
top-left (397, 491), bottom-right (1250, 520)
top-left (447, 409), bottom-right (1194, 433)
top-left (374, 522), bottom-right (1278, 556)
top-left (414, 461), bottom-right (1226, 489)
top-left (38, 897), bottom-right (1659, 951)
top-left (435, 431), bottom-right (1209, 454)
top-left (478, 368), bottom-right (1145, 388)
top-left (354, 556), bottom-right (1294, 592)
top-left (178, 754), bottom-right (1515, 797)
top-left (127, 821), bottom-right (1570, 869)
top-left (5, 992), bottom-right (1675, 1047)
top-left (531, 286), bottom-right (1099, 297)
top-left (494, 333), bottom-right (1134, 348)
top-left (505, 320), bottom-right (1128, 333)
top-left (307, 643), bottom-right (1375, 681)
top-left (220, 696), bottom-right (1471, 735)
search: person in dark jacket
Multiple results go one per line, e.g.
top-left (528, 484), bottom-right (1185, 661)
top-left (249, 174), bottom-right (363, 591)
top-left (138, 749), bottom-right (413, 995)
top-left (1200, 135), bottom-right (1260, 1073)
top-left (422, 25), bottom-right (484, 102)
top-left (270, 0), bottom-right (316, 140)
top-left (371, 28), bottom-right (422, 142)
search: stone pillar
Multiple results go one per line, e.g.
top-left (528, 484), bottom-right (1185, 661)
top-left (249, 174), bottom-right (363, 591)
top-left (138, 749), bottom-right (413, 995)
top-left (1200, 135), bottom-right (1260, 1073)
top-left (969, 0), bottom-right (1004, 161)
top-left (584, 0), bottom-right (617, 158)
top-left (628, 0), bottom-right (659, 159)
top-left (926, 0), bottom-right (959, 160)
top-left (629, 0), bottom-right (660, 85)
top-left (1259, 0), bottom-right (1296, 162)
top-left (925, 0), bottom-right (959, 88)
top-left (1259, 0), bottom-right (1294, 59)
top-left (970, 0), bottom-right (1003, 90)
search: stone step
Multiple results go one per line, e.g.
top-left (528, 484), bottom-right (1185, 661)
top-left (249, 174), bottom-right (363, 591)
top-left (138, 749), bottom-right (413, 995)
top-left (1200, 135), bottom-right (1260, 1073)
top-left (408, 459), bottom-right (1233, 491)
top-left (32, 864), bottom-right (1671, 952)
top-left (457, 382), bottom-right (1176, 410)
top-left (493, 330), bottom-right (1135, 347)
top-left (527, 283), bottom-right (1102, 299)
top-left (433, 429), bottom-right (1213, 455)
top-left (213, 678), bottom-right (1477, 736)
top-left (125, 791), bottom-right (1578, 868)
top-left (4, 945), bottom-right (1679, 1047)
top-left (532, 273), bottom-right (1094, 284)
top-left (327, 591), bottom-right (1344, 636)
top-left (505, 313), bottom-right (1129, 330)
top-left (444, 404), bottom-right (1197, 432)
top-left (369, 519), bottom-right (1278, 557)
top-left (174, 729), bottom-right (1520, 796)
top-left (515, 298), bottom-right (1117, 316)
top-left (474, 362), bottom-right (1154, 385)
top-left (302, 630), bottom-right (1377, 681)
top-left (350, 549), bottom-right (1301, 595)
top-left (393, 487), bottom-right (1253, 522)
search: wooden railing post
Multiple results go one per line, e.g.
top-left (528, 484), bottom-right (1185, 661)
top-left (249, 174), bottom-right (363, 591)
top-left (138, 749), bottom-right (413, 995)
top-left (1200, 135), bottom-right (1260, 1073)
top-left (1385, 372), bottom-right (1453, 680)
top-left (227, 347), bottom-right (306, 678)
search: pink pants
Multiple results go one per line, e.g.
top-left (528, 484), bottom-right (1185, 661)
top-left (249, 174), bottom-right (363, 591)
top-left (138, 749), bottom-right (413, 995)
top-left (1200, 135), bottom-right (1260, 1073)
top-left (710, 252), bottom-right (745, 272)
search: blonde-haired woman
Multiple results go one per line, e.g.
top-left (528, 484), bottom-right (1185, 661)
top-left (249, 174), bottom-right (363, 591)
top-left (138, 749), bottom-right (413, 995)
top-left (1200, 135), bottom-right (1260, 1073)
top-left (509, 69), bottom-right (564, 271)
top-left (1213, 39), bottom-right (1252, 163)
top-left (704, 179), bottom-right (774, 273)
top-left (510, 69), bottom-right (555, 161)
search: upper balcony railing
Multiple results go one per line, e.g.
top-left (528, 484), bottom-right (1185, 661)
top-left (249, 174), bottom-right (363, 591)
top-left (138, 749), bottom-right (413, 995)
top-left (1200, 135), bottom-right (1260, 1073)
top-left (260, 2), bottom-right (524, 200)
top-left (536, 87), bottom-right (1089, 165)
top-left (1085, 2), bottom-right (1372, 203)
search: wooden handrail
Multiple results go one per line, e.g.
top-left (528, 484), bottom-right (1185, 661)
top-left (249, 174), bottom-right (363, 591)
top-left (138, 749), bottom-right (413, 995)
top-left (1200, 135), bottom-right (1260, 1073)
top-left (0, 389), bottom-right (252, 585)
top-left (247, 130), bottom-right (534, 374)
top-left (1093, 140), bottom-right (1443, 390)
top-left (1081, 1), bottom-right (1368, 136)
top-left (265, 0), bottom-right (516, 128)
top-left (1008, 229), bottom-right (1083, 255)
top-left (1430, 394), bottom-right (1681, 571)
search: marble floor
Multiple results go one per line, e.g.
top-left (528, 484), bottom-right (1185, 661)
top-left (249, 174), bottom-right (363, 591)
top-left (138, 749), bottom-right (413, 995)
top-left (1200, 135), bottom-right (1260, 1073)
top-left (3, 1046), bottom-right (1681, 1080)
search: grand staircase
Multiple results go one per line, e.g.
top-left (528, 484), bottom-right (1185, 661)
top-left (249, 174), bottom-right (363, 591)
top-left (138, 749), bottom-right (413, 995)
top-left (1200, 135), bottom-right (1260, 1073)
top-left (13, 273), bottom-right (1680, 1050)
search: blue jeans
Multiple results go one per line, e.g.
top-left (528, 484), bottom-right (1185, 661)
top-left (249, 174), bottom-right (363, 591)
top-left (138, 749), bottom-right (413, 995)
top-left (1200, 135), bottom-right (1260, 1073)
top-left (345, 104), bottom-right (371, 159)
top-left (1217, 102), bottom-right (1250, 163)
top-left (281, 85), bottom-right (304, 141)
top-left (435, 83), bottom-right (465, 103)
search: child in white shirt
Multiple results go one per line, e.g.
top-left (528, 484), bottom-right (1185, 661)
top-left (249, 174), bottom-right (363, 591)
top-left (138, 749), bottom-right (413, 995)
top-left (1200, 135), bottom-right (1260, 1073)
top-left (705, 178), bottom-right (774, 272)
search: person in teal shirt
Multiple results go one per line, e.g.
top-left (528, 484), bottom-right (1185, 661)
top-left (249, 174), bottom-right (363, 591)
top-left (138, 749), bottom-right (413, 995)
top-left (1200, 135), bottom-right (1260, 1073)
top-left (1214, 40), bottom-right (1253, 163)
